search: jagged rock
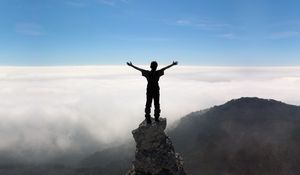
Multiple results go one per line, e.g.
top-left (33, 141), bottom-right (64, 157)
top-left (127, 118), bottom-right (186, 175)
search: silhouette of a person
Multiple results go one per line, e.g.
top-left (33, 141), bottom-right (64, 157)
top-left (127, 61), bottom-right (178, 124)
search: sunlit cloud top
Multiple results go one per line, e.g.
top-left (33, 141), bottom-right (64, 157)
top-left (0, 66), bottom-right (300, 162)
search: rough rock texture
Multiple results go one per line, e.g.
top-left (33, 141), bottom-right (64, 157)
top-left (127, 118), bottom-right (186, 175)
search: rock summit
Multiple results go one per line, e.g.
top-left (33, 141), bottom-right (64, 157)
top-left (127, 118), bottom-right (186, 175)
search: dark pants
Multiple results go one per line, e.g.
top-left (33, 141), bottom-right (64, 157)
top-left (145, 89), bottom-right (160, 119)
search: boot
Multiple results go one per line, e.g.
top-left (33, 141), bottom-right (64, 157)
top-left (154, 109), bottom-right (160, 122)
top-left (155, 116), bottom-right (159, 122)
top-left (145, 114), bottom-right (152, 124)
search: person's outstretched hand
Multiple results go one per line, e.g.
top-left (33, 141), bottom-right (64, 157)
top-left (172, 61), bottom-right (178, 65)
top-left (127, 61), bottom-right (133, 66)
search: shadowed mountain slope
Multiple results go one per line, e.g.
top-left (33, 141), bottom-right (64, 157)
top-left (169, 97), bottom-right (300, 175)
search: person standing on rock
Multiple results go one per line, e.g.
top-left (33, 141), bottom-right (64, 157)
top-left (127, 61), bottom-right (178, 124)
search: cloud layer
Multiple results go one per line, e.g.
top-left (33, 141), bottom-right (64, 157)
top-left (0, 66), bottom-right (300, 162)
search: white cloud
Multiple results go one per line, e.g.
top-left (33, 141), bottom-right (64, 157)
top-left (176, 19), bottom-right (192, 26)
top-left (268, 31), bottom-right (300, 39)
top-left (175, 18), bottom-right (230, 30)
top-left (65, 0), bottom-right (88, 7)
top-left (64, 0), bottom-right (128, 7)
top-left (15, 22), bottom-right (45, 36)
top-left (97, 0), bottom-right (115, 6)
top-left (96, 0), bottom-right (128, 6)
top-left (0, 66), bottom-right (300, 161)
top-left (217, 33), bottom-right (237, 39)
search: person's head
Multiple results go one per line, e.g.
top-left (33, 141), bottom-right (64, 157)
top-left (150, 61), bottom-right (158, 71)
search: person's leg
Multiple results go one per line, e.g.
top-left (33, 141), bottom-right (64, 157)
top-left (154, 91), bottom-right (160, 122)
top-left (145, 91), bottom-right (153, 124)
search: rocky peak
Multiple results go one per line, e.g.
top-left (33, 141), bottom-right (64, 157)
top-left (127, 118), bottom-right (186, 175)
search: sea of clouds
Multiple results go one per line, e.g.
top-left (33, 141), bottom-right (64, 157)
top-left (0, 66), bottom-right (300, 162)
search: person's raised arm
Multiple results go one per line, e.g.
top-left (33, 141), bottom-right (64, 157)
top-left (127, 61), bottom-right (145, 72)
top-left (160, 61), bottom-right (178, 71)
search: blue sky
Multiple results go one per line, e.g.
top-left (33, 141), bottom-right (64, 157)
top-left (0, 0), bottom-right (300, 66)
